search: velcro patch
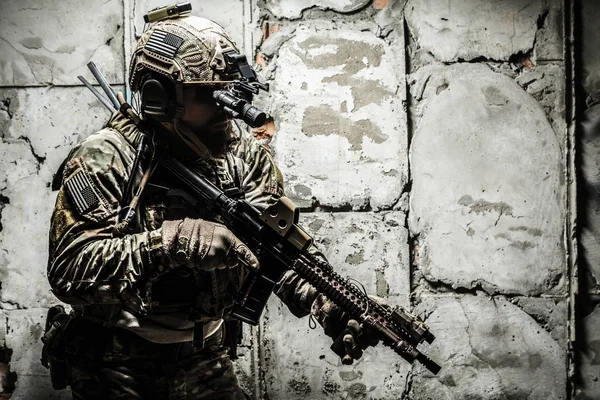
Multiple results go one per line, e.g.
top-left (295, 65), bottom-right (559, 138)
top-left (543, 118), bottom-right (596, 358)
top-left (146, 29), bottom-right (183, 59)
top-left (65, 169), bottom-right (99, 214)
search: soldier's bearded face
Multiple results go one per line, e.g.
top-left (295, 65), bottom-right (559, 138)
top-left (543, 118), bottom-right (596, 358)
top-left (180, 86), bottom-right (229, 135)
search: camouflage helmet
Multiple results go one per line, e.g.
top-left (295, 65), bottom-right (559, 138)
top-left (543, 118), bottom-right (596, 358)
top-left (129, 15), bottom-right (241, 93)
top-left (129, 15), bottom-right (239, 91)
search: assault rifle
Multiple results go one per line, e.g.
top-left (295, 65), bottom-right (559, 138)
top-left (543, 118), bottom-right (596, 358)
top-left (80, 62), bottom-right (441, 375)
top-left (161, 156), bottom-right (441, 374)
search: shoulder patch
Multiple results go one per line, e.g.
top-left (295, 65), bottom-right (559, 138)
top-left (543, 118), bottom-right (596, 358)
top-left (64, 169), bottom-right (100, 214)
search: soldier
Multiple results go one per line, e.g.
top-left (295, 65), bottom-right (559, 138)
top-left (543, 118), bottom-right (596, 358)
top-left (45, 11), bottom-right (380, 400)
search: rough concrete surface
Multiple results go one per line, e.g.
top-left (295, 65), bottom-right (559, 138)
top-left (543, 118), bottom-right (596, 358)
top-left (130, 0), bottom-right (245, 54)
top-left (300, 212), bottom-right (410, 297)
top-left (266, 20), bottom-right (407, 210)
top-left (405, 0), bottom-right (543, 62)
top-left (0, 0), bottom-right (587, 398)
top-left (261, 211), bottom-right (411, 399)
top-left (262, 0), bottom-right (371, 20)
top-left (0, 87), bottom-right (109, 309)
top-left (412, 296), bottom-right (566, 400)
top-left (533, 0), bottom-right (564, 61)
top-left (1, 309), bottom-right (71, 399)
top-left (515, 62), bottom-right (566, 144)
top-left (0, 0), bottom-right (124, 86)
top-left (511, 296), bottom-right (568, 350)
top-left (581, 0), bottom-right (600, 95)
top-left (409, 63), bottom-right (565, 296)
top-left (575, 300), bottom-right (600, 400)
top-left (579, 102), bottom-right (600, 292)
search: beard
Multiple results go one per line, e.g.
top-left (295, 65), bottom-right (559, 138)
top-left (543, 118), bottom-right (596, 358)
top-left (198, 111), bottom-right (232, 155)
top-left (172, 109), bottom-right (233, 158)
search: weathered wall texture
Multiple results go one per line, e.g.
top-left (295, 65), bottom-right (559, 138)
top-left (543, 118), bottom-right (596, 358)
top-left (0, 0), bottom-right (591, 399)
top-left (577, 0), bottom-right (600, 399)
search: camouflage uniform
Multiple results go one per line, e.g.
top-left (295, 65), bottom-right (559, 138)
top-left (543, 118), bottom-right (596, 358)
top-left (48, 111), bottom-right (316, 399)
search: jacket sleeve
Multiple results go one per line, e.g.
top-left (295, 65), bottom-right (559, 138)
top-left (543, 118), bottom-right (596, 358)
top-left (234, 131), bottom-right (318, 318)
top-left (48, 130), bottom-right (164, 306)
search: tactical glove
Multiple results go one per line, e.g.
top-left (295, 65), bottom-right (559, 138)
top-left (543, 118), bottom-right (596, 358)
top-left (161, 218), bottom-right (259, 271)
top-left (311, 293), bottom-right (382, 365)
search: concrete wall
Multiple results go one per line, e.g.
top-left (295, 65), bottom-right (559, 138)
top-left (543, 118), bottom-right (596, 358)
top-left (0, 0), bottom-right (588, 399)
top-left (577, 1), bottom-right (600, 399)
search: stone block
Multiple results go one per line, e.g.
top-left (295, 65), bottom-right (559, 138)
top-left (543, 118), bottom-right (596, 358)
top-left (260, 211), bottom-right (411, 399)
top-left (0, 87), bottom-right (109, 308)
top-left (261, 297), bottom-right (411, 400)
top-left (0, 0), bottom-right (124, 86)
top-left (412, 296), bottom-right (566, 399)
top-left (130, 0), bottom-right (245, 59)
top-left (301, 212), bottom-right (410, 297)
top-left (534, 0), bottom-right (564, 61)
top-left (261, 0), bottom-right (371, 20)
top-left (409, 63), bottom-right (565, 296)
top-left (2, 309), bottom-right (71, 399)
top-left (511, 297), bottom-right (568, 350)
top-left (405, 0), bottom-right (543, 62)
top-left (578, 102), bottom-right (600, 291)
top-left (265, 21), bottom-right (407, 210)
top-left (581, 0), bottom-right (600, 95)
top-left (515, 62), bottom-right (566, 144)
top-left (575, 299), bottom-right (600, 400)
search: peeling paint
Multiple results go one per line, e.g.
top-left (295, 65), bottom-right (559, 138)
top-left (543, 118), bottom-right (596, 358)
top-left (483, 86), bottom-right (510, 106)
top-left (339, 370), bottom-right (362, 381)
top-left (323, 74), bottom-right (393, 110)
top-left (308, 218), bottom-right (325, 232)
top-left (294, 37), bottom-right (384, 74)
top-left (287, 375), bottom-right (311, 395)
top-left (345, 249), bottom-right (365, 265)
top-left (508, 226), bottom-right (543, 236)
top-left (457, 195), bottom-right (513, 217)
top-left (509, 240), bottom-right (535, 251)
top-left (293, 184), bottom-right (312, 198)
top-left (375, 269), bottom-right (390, 297)
top-left (19, 37), bottom-right (43, 50)
top-left (302, 105), bottom-right (387, 150)
top-left (345, 382), bottom-right (367, 398)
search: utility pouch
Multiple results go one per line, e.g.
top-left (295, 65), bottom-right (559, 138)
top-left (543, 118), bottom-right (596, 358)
top-left (41, 305), bottom-right (72, 390)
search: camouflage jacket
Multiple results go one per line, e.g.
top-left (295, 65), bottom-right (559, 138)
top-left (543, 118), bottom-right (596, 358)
top-left (48, 111), bottom-right (316, 343)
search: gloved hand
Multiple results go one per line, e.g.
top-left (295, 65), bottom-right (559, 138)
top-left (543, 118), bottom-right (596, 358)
top-left (161, 218), bottom-right (259, 271)
top-left (311, 293), bottom-right (382, 365)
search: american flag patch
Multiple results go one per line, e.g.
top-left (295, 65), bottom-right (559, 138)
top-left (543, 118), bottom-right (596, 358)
top-left (146, 29), bottom-right (184, 59)
top-left (65, 169), bottom-right (99, 214)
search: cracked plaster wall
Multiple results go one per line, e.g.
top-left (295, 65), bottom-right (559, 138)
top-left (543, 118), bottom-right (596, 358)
top-left (577, 1), bottom-right (600, 399)
top-left (0, 0), bottom-right (591, 399)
